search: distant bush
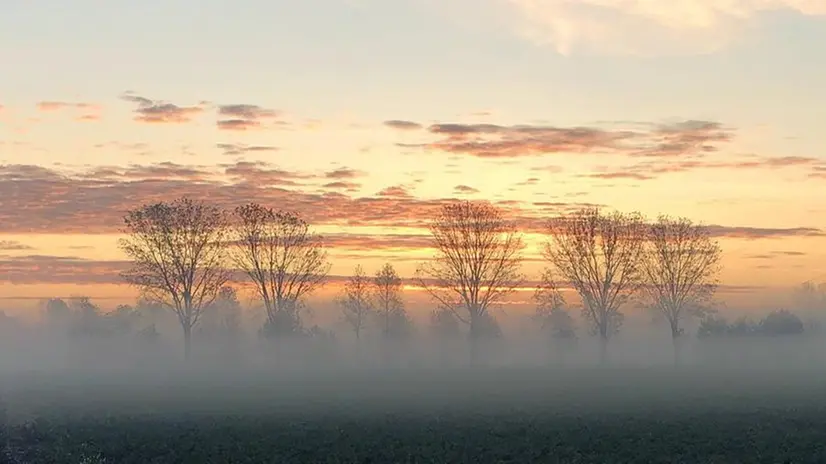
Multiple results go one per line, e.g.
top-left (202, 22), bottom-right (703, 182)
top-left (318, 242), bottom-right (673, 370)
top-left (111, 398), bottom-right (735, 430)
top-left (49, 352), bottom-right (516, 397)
top-left (759, 309), bottom-right (804, 336)
top-left (698, 310), bottom-right (805, 338)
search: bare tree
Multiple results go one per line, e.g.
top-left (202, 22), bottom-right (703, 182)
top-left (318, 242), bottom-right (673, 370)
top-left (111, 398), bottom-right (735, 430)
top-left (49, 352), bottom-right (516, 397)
top-left (533, 269), bottom-right (577, 365)
top-left (339, 265), bottom-right (374, 340)
top-left (372, 262), bottom-right (410, 340)
top-left (533, 269), bottom-right (577, 340)
top-left (640, 215), bottom-right (722, 364)
top-left (119, 197), bottom-right (230, 359)
top-left (793, 281), bottom-right (826, 332)
top-left (543, 207), bottom-right (645, 364)
top-left (198, 285), bottom-right (243, 339)
top-left (429, 308), bottom-right (460, 339)
top-left (231, 203), bottom-right (329, 338)
top-left (416, 201), bottom-right (524, 362)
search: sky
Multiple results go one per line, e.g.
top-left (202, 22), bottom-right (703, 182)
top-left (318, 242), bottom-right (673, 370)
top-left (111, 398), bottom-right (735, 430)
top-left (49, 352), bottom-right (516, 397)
top-left (1, 0), bottom-right (825, 318)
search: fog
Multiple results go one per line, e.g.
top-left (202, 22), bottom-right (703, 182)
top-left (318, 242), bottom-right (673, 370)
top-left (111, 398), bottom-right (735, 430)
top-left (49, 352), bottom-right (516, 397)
top-left (2, 300), bottom-right (826, 427)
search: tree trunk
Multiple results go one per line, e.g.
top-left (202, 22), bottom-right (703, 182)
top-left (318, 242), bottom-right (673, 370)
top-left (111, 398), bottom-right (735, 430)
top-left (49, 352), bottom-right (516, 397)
top-left (183, 324), bottom-right (192, 361)
top-left (598, 334), bottom-right (608, 365)
top-left (469, 314), bottom-right (479, 366)
top-left (671, 324), bottom-right (683, 366)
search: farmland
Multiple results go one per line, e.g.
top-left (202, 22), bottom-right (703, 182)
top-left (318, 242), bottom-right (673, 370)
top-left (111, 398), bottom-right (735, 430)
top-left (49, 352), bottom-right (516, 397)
top-left (2, 365), bottom-right (826, 463)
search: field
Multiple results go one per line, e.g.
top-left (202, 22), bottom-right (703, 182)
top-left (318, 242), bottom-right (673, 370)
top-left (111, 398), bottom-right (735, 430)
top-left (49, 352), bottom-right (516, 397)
top-left (2, 366), bottom-right (826, 463)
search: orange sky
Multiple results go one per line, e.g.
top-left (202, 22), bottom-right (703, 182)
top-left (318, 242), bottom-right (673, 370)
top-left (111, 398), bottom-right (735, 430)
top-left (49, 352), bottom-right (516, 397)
top-left (2, 1), bottom-right (826, 319)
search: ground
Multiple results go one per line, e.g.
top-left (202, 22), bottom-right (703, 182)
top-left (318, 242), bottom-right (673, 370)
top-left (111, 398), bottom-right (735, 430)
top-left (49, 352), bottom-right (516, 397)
top-left (2, 367), bottom-right (825, 463)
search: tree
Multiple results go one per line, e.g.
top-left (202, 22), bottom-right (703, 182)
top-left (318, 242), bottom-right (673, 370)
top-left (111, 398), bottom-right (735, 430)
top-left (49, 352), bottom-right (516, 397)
top-left (533, 270), bottom-right (577, 338)
top-left (231, 204), bottom-right (329, 338)
top-left (640, 215), bottom-right (722, 364)
top-left (543, 208), bottom-right (645, 364)
top-left (119, 197), bottom-right (231, 360)
top-left (760, 309), bottom-right (804, 336)
top-left (429, 308), bottom-right (461, 339)
top-left (42, 298), bottom-right (71, 329)
top-left (198, 285), bottom-right (242, 339)
top-left (67, 296), bottom-right (106, 338)
top-left (697, 315), bottom-right (731, 339)
top-left (416, 201), bottom-right (524, 362)
top-left (533, 270), bottom-right (577, 364)
top-left (338, 265), bottom-right (374, 340)
top-left (372, 263), bottom-right (411, 340)
top-left (109, 304), bottom-right (141, 337)
top-left (792, 281), bottom-right (826, 331)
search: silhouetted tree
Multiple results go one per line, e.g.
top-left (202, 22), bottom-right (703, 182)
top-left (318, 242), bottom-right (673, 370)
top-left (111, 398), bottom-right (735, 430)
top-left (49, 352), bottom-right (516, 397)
top-left (429, 307), bottom-right (461, 366)
top-left (338, 265), bottom-right (374, 340)
top-left (137, 324), bottom-right (160, 343)
top-left (641, 215), bottom-right (722, 364)
top-left (759, 309), bottom-right (804, 336)
top-left (198, 285), bottom-right (242, 339)
top-left (533, 269), bottom-right (577, 362)
top-left (698, 315), bottom-right (759, 338)
top-left (544, 208), bottom-right (645, 364)
top-left (416, 201), bottom-right (524, 363)
top-left (792, 281), bottom-right (826, 331)
top-left (119, 197), bottom-right (231, 360)
top-left (429, 308), bottom-right (461, 339)
top-left (533, 269), bottom-right (576, 338)
top-left (793, 281), bottom-right (826, 310)
top-left (231, 204), bottom-right (329, 339)
top-left (67, 296), bottom-right (106, 338)
top-left (476, 311), bottom-right (503, 339)
top-left (372, 263), bottom-right (411, 340)
top-left (697, 315), bottom-right (730, 338)
top-left (42, 298), bottom-right (71, 329)
top-left (109, 304), bottom-right (140, 337)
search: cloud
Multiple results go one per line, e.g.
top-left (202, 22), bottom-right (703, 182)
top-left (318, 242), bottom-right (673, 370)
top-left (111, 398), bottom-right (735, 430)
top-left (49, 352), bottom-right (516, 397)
top-left (516, 177), bottom-right (541, 186)
top-left (75, 114), bottom-right (100, 122)
top-left (383, 120), bottom-right (423, 130)
top-left (587, 155), bottom-right (820, 181)
top-left (120, 93), bottom-right (204, 124)
top-left (218, 104), bottom-right (279, 120)
top-left (36, 101), bottom-right (102, 122)
top-left (325, 167), bottom-right (364, 179)
top-left (93, 141), bottom-right (153, 157)
top-left (80, 162), bottom-right (213, 182)
top-left (222, 161), bottom-right (314, 187)
top-left (322, 181), bottom-right (361, 191)
top-left (36, 101), bottom-right (100, 112)
top-left (502, 0), bottom-right (826, 56)
top-left (706, 226), bottom-right (824, 239)
top-left (397, 120), bottom-right (733, 158)
top-left (0, 163), bottom-right (471, 234)
top-left (810, 166), bottom-right (826, 179)
top-left (216, 143), bottom-right (279, 156)
top-left (216, 104), bottom-right (284, 131)
top-left (0, 163), bottom-right (821, 245)
top-left (0, 240), bottom-right (34, 251)
top-left (633, 120), bottom-right (733, 158)
top-left (376, 185), bottom-right (413, 198)
top-left (216, 119), bottom-right (260, 131)
top-left (454, 184), bottom-right (480, 194)
top-left (745, 250), bottom-right (806, 259)
top-left (323, 233), bottom-right (433, 251)
top-left (587, 172), bottom-right (653, 181)
top-left (0, 255), bottom-right (128, 285)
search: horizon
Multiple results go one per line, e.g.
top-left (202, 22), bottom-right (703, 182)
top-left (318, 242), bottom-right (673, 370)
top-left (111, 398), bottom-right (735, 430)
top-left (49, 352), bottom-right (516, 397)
top-left (2, 1), bottom-right (826, 319)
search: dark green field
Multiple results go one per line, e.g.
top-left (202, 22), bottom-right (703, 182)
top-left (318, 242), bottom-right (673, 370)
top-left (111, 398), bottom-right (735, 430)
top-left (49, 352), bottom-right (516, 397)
top-left (3, 367), bottom-right (826, 463)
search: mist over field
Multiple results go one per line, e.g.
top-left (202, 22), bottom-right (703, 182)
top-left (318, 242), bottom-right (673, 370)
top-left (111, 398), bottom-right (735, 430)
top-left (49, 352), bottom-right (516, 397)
top-left (2, 296), bottom-right (826, 427)
top-left (3, 201), bottom-right (826, 461)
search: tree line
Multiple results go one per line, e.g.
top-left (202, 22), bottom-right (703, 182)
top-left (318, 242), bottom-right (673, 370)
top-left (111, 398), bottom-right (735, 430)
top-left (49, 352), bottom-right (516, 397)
top-left (109, 197), bottom-right (744, 365)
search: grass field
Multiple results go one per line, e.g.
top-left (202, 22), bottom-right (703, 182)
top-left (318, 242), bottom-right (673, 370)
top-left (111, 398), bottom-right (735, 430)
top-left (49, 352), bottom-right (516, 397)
top-left (2, 366), bottom-right (826, 463)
